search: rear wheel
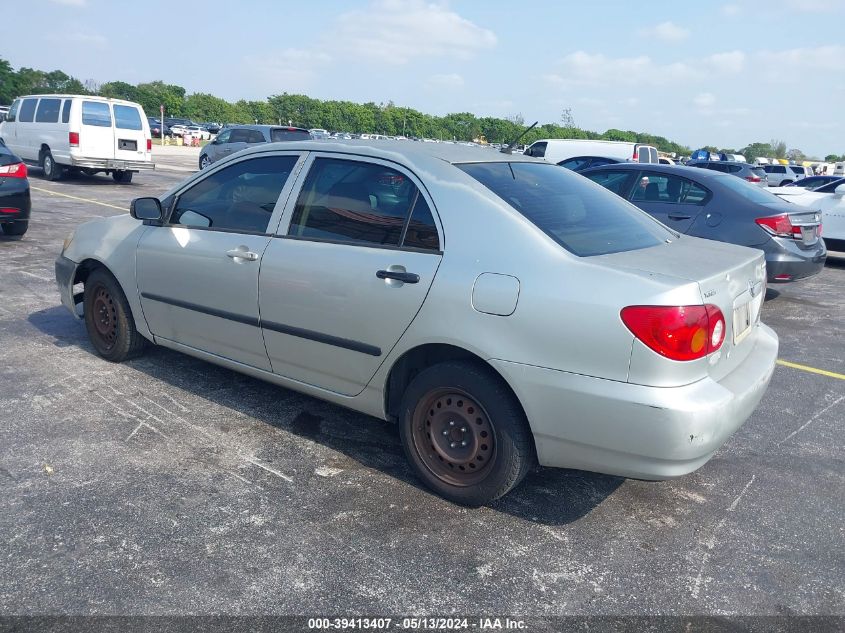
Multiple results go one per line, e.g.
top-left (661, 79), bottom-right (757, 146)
top-left (112, 170), bottom-right (133, 184)
top-left (199, 154), bottom-right (210, 170)
top-left (83, 268), bottom-right (146, 362)
top-left (1, 221), bottom-right (28, 236)
top-left (42, 150), bottom-right (63, 181)
top-left (398, 361), bottom-right (534, 506)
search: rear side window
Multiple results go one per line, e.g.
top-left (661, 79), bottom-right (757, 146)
top-left (18, 99), bottom-right (37, 122)
top-left (247, 130), bottom-right (266, 143)
top-left (61, 100), bottom-right (71, 123)
top-left (35, 98), bottom-right (61, 123)
top-left (270, 128), bottom-right (311, 142)
top-left (402, 196), bottom-right (440, 251)
top-left (584, 170), bottom-right (635, 195)
top-left (82, 101), bottom-right (112, 127)
top-left (559, 157), bottom-right (590, 170)
top-left (113, 105), bottom-right (142, 130)
top-left (228, 129), bottom-right (253, 143)
top-left (459, 162), bottom-right (673, 257)
top-left (727, 165), bottom-right (742, 173)
top-left (631, 172), bottom-right (709, 205)
top-left (751, 167), bottom-right (767, 179)
top-left (288, 158), bottom-right (427, 248)
top-left (171, 155), bottom-right (298, 232)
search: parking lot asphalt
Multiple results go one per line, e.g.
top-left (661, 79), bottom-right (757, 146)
top-left (1, 157), bottom-right (843, 617)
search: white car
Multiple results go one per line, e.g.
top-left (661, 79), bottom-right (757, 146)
top-left (0, 94), bottom-right (153, 183)
top-left (772, 178), bottom-right (845, 251)
top-left (524, 139), bottom-right (659, 165)
top-left (762, 164), bottom-right (810, 186)
top-left (169, 124), bottom-right (190, 138)
top-left (186, 125), bottom-right (211, 141)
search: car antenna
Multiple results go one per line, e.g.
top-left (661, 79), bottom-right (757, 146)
top-left (501, 121), bottom-right (538, 154)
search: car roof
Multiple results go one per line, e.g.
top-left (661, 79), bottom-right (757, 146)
top-left (13, 94), bottom-right (142, 107)
top-left (581, 162), bottom-right (733, 180)
top-left (235, 139), bottom-right (542, 168)
top-left (226, 124), bottom-right (310, 133)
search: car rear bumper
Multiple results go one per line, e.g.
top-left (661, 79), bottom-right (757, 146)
top-left (0, 183), bottom-right (31, 222)
top-left (70, 157), bottom-right (155, 171)
top-left (55, 254), bottom-right (81, 319)
top-left (491, 323), bottom-right (778, 480)
top-left (764, 237), bottom-right (826, 281)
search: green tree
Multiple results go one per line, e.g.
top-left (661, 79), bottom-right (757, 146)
top-left (99, 81), bottom-right (139, 102)
top-left (770, 139), bottom-right (787, 159)
top-left (0, 59), bottom-right (16, 103)
top-left (740, 142), bottom-right (775, 163)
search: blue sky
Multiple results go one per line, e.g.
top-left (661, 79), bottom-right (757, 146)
top-left (7, 0), bottom-right (844, 156)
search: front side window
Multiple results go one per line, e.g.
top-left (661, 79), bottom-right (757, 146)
top-left (114, 105), bottom-right (143, 130)
top-left (35, 98), bottom-right (61, 123)
top-left (460, 162), bottom-right (673, 257)
top-left (288, 158), bottom-right (426, 247)
top-left (215, 129), bottom-right (231, 144)
top-left (631, 172), bottom-right (709, 204)
top-left (61, 99), bottom-right (71, 123)
top-left (82, 101), bottom-right (112, 127)
top-left (18, 99), bottom-right (37, 123)
top-left (6, 99), bottom-right (20, 123)
top-left (170, 155), bottom-right (298, 233)
top-left (525, 142), bottom-right (546, 158)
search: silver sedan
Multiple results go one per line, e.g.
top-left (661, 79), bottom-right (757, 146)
top-left (55, 141), bottom-right (778, 505)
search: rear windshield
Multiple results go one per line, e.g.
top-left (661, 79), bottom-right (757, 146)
top-left (715, 172), bottom-right (786, 203)
top-left (457, 162), bottom-right (673, 257)
top-left (113, 105), bottom-right (143, 130)
top-left (82, 101), bottom-right (112, 127)
top-left (270, 128), bottom-right (312, 142)
top-left (751, 167), bottom-right (767, 178)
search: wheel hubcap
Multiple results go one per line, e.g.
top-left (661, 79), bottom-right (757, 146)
top-left (91, 286), bottom-right (117, 347)
top-left (44, 157), bottom-right (52, 175)
top-left (411, 389), bottom-right (496, 487)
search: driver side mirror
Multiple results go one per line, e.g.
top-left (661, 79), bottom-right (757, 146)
top-left (835, 184), bottom-right (845, 197)
top-left (130, 197), bottom-right (163, 222)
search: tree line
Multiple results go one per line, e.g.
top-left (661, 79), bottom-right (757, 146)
top-left (3, 57), bottom-right (839, 160)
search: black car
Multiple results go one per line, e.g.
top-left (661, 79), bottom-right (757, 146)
top-left (147, 118), bottom-right (172, 139)
top-left (557, 155), bottom-right (622, 172)
top-left (0, 140), bottom-right (31, 237)
top-left (783, 175), bottom-right (843, 190)
top-left (580, 163), bottom-right (826, 283)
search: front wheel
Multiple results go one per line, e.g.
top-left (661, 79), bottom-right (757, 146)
top-left (199, 154), bottom-right (211, 170)
top-left (83, 268), bottom-right (146, 362)
top-left (112, 170), bottom-right (133, 184)
top-left (398, 361), bottom-right (534, 506)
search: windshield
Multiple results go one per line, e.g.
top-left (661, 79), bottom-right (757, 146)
top-left (457, 162), bottom-right (674, 257)
top-left (270, 128), bottom-right (312, 142)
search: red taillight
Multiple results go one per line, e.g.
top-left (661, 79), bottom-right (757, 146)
top-left (0, 163), bottom-right (27, 178)
top-left (0, 208), bottom-right (20, 213)
top-left (146, 139), bottom-right (152, 151)
top-left (69, 132), bottom-right (79, 147)
top-left (755, 213), bottom-right (802, 239)
top-left (621, 304), bottom-right (725, 362)
top-left (745, 175), bottom-right (761, 182)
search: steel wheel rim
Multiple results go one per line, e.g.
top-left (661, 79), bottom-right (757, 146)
top-left (411, 388), bottom-right (496, 487)
top-left (44, 156), bottom-right (53, 176)
top-left (201, 156), bottom-right (209, 168)
top-left (91, 285), bottom-right (118, 349)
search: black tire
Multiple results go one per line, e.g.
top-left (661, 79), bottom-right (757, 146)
top-left (398, 360), bottom-right (534, 506)
top-left (42, 150), bottom-right (63, 181)
top-left (83, 268), bottom-right (146, 362)
top-left (199, 154), bottom-right (211, 170)
top-left (1, 221), bottom-right (28, 236)
top-left (112, 170), bottom-right (133, 184)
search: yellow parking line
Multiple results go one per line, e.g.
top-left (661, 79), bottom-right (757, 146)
top-left (777, 359), bottom-right (845, 381)
top-left (30, 186), bottom-right (128, 212)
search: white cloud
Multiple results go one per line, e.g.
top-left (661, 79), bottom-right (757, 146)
top-left (426, 73), bottom-right (464, 89)
top-left (640, 21), bottom-right (690, 42)
top-left (547, 51), bottom-right (695, 87)
top-left (705, 50), bottom-right (746, 73)
top-left (331, 0), bottom-right (497, 64)
top-left (693, 92), bottom-right (716, 108)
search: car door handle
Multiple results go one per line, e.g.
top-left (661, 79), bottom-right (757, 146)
top-left (226, 248), bottom-right (258, 261)
top-left (668, 213), bottom-right (692, 220)
top-left (376, 270), bottom-right (419, 284)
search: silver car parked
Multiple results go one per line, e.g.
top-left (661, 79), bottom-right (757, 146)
top-left (55, 141), bottom-right (778, 505)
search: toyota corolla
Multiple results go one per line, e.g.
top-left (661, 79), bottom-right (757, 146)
top-left (56, 141), bottom-right (778, 505)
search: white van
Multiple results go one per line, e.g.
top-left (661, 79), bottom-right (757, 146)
top-left (523, 139), bottom-right (659, 167)
top-left (834, 162), bottom-right (845, 177)
top-left (0, 94), bottom-right (153, 183)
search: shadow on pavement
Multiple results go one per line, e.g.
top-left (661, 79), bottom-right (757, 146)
top-left (28, 304), bottom-right (622, 525)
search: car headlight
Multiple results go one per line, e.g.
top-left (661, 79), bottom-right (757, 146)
top-left (62, 231), bottom-right (75, 254)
